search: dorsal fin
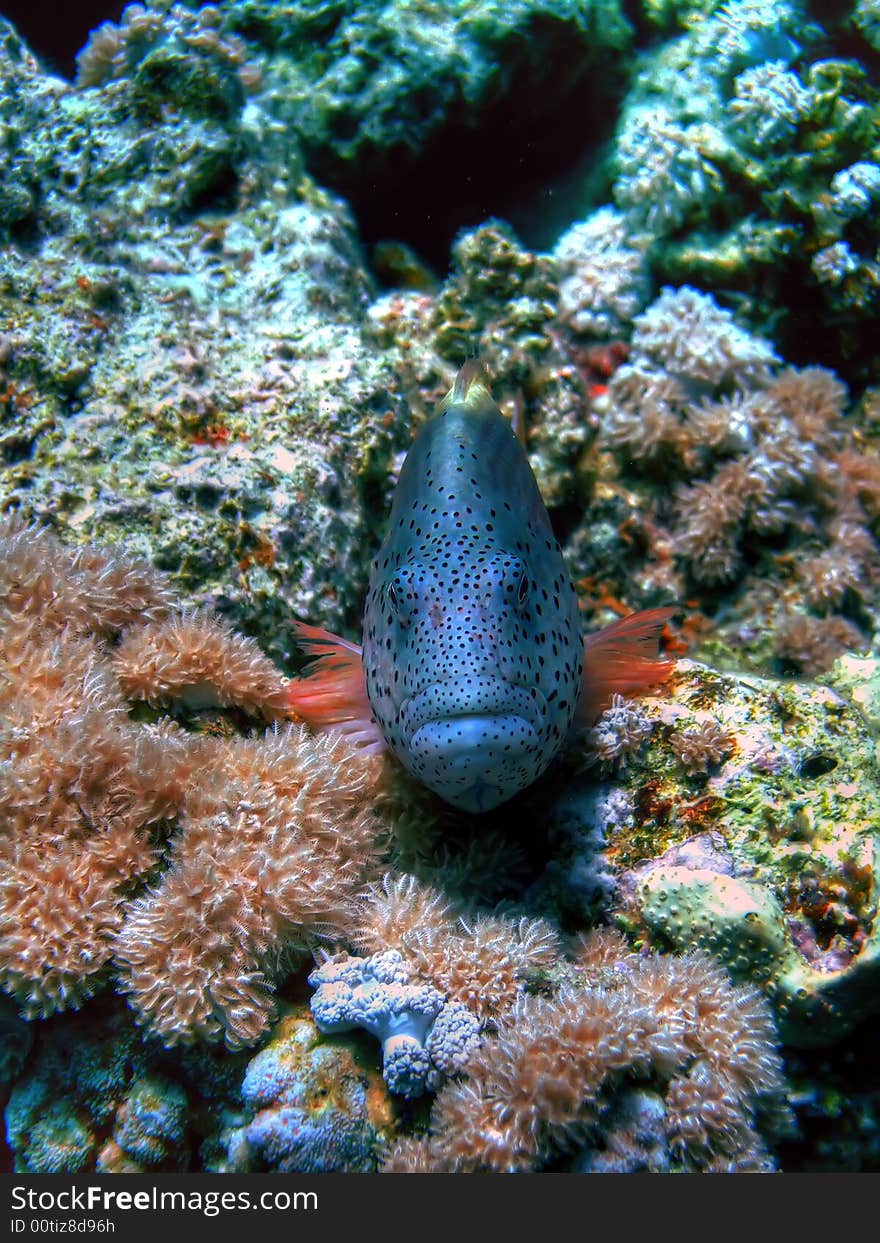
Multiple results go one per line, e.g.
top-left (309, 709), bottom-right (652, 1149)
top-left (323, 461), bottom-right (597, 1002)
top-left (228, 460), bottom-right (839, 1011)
top-left (451, 358), bottom-right (489, 403)
top-left (439, 359), bottom-right (496, 416)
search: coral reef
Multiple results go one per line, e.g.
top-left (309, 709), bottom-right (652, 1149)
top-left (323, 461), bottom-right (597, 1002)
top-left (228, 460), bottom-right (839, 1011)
top-left (0, 516), bottom-right (385, 1047)
top-left (0, 5), bottom-right (410, 654)
top-left (369, 225), bottom-right (878, 685)
top-left (382, 930), bottom-right (791, 1172)
top-left (609, 0), bottom-right (880, 385)
top-left (0, 7), bottom-right (261, 238)
top-left (6, 5), bottom-right (876, 678)
top-left (228, 1004), bottom-right (400, 1173)
top-left (1, 517), bottom-right (862, 1170)
top-left (581, 659), bottom-right (880, 1046)
top-left (309, 949), bottom-right (481, 1098)
top-left (376, 220), bottom-right (594, 510)
top-left (554, 208), bottom-right (650, 338)
top-left (4, 995), bottom-right (401, 1175)
top-left (115, 726), bottom-right (384, 1048)
top-left (75, 2), bottom-right (254, 98)
top-left (218, 0), bottom-right (633, 234)
top-left (353, 872), bottom-right (562, 1023)
top-left (4, 1001), bottom-right (249, 1173)
top-left (567, 284), bottom-right (879, 678)
top-left (0, 517), bottom-right (178, 1017)
top-left (2, 0), bottom-right (879, 1177)
top-left (0, 181), bottom-right (411, 657)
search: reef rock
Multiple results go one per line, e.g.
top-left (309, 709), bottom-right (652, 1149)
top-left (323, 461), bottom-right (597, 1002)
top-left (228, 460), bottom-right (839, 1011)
top-left (585, 659), bottom-right (880, 1046)
top-left (229, 1004), bottom-right (401, 1173)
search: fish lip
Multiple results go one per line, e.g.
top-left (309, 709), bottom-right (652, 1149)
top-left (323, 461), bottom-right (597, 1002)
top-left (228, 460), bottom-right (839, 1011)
top-left (399, 677), bottom-right (547, 740)
top-left (450, 781), bottom-right (507, 814)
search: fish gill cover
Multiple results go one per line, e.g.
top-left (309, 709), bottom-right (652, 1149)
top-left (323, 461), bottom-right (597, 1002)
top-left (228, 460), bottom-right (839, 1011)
top-left (1, 0), bottom-right (880, 1174)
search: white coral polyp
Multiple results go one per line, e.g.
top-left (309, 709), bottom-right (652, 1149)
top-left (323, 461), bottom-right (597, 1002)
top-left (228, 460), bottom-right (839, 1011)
top-left (631, 286), bottom-right (779, 390)
top-left (614, 107), bottom-right (725, 234)
top-left (554, 208), bottom-right (649, 336)
top-left (728, 61), bottom-right (810, 148)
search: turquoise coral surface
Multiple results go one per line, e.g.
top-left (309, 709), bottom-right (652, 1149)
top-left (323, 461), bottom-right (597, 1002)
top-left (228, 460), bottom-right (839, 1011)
top-left (2, 0), bottom-right (880, 1174)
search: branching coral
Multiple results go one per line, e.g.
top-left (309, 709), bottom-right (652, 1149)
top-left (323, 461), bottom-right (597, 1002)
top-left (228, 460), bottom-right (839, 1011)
top-left (587, 286), bottom-right (879, 673)
top-left (382, 931), bottom-right (790, 1172)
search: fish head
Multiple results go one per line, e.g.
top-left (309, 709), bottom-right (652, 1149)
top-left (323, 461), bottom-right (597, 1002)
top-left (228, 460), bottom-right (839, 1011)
top-left (364, 545), bottom-right (580, 813)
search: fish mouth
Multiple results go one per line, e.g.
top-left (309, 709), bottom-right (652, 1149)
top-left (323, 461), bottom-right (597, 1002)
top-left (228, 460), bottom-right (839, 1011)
top-left (400, 677), bottom-right (545, 740)
top-left (408, 713), bottom-right (539, 813)
top-left (409, 713), bottom-right (539, 762)
top-left (398, 678), bottom-right (549, 813)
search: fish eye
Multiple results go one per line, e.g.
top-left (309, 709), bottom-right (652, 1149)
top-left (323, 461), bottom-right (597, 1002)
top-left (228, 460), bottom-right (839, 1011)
top-left (517, 572), bottom-right (530, 605)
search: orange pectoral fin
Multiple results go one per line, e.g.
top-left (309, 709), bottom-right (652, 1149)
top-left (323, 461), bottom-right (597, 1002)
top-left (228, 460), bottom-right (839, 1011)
top-left (286, 620), bottom-right (387, 753)
top-left (576, 606), bottom-right (677, 726)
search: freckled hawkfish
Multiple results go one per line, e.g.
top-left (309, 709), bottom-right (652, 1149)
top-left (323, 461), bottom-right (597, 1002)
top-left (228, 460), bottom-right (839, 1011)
top-left (287, 362), bottom-right (673, 812)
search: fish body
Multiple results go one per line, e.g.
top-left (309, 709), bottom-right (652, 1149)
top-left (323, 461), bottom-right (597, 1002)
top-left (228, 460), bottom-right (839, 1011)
top-left (361, 366), bottom-right (584, 812)
top-left (287, 363), bottom-right (673, 813)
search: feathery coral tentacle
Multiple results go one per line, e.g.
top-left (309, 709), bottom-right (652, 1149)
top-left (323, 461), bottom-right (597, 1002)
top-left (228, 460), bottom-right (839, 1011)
top-left (112, 610), bottom-right (291, 719)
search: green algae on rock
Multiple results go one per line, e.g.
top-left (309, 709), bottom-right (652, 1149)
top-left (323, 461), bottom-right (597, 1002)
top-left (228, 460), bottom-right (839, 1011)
top-left (0, 188), bottom-right (412, 662)
top-left (0, 11), bottom-right (268, 241)
top-left (220, 0), bottom-right (633, 214)
top-left (828, 648), bottom-right (880, 735)
top-left (589, 659), bottom-right (880, 1046)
